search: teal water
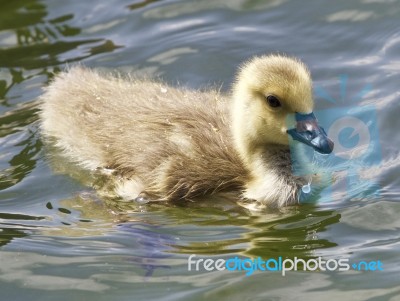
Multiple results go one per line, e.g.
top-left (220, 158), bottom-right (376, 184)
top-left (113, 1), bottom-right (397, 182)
top-left (1, 0), bottom-right (400, 300)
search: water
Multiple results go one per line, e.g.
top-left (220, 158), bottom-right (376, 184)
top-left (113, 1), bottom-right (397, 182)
top-left (1, 0), bottom-right (400, 300)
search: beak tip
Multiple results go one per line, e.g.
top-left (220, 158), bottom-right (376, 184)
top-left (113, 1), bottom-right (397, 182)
top-left (315, 139), bottom-right (334, 154)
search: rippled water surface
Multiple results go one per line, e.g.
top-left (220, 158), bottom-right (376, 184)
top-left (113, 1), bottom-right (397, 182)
top-left (1, 0), bottom-right (400, 300)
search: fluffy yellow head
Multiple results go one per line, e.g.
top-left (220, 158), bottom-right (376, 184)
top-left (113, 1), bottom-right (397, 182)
top-left (232, 54), bottom-right (314, 160)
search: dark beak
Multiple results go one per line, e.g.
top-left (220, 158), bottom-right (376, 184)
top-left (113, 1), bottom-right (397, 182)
top-left (287, 112), bottom-right (334, 154)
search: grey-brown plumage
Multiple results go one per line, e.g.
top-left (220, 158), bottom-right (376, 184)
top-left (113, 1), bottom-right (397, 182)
top-left (40, 54), bottom-right (313, 208)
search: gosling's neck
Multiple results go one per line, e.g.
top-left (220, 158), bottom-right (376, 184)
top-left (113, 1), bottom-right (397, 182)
top-left (231, 111), bottom-right (296, 207)
top-left (231, 85), bottom-right (255, 167)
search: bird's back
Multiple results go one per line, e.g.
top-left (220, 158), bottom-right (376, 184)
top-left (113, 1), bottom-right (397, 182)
top-left (40, 67), bottom-right (248, 200)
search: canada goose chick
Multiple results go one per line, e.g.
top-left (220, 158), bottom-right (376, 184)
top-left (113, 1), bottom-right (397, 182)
top-left (40, 54), bottom-right (333, 208)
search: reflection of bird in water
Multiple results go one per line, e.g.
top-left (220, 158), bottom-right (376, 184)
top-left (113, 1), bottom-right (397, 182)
top-left (118, 223), bottom-right (175, 277)
top-left (40, 54), bottom-right (333, 208)
top-left (42, 195), bottom-right (177, 277)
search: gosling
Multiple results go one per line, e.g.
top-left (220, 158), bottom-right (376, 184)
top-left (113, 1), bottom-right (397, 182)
top-left (40, 54), bottom-right (333, 208)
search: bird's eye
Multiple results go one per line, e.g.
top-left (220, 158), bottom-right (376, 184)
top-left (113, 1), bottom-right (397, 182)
top-left (265, 95), bottom-right (282, 108)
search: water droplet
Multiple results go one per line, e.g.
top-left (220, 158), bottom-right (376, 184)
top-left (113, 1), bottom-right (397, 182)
top-left (134, 196), bottom-right (150, 204)
top-left (302, 183), bottom-right (311, 194)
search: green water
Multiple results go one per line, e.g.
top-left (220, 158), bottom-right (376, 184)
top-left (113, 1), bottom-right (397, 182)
top-left (1, 0), bottom-right (400, 300)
